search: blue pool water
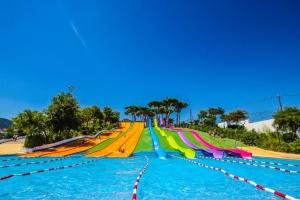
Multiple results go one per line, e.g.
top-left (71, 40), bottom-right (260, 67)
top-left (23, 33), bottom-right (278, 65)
top-left (0, 154), bottom-right (299, 199)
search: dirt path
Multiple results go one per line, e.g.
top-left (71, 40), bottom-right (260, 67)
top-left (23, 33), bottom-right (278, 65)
top-left (241, 146), bottom-right (300, 160)
top-left (0, 139), bottom-right (25, 155)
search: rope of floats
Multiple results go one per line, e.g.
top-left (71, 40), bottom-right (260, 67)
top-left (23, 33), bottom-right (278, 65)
top-left (198, 156), bottom-right (300, 174)
top-left (222, 156), bottom-right (300, 168)
top-left (0, 157), bottom-right (68, 169)
top-left (173, 155), bottom-right (298, 200)
top-left (0, 158), bottom-right (100, 181)
top-left (132, 156), bottom-right (149, 200)
top-left (0, 157), bottom-right (28, 162)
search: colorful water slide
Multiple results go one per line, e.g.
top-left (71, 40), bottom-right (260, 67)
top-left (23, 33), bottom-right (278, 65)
top-left (174, 129), bottom-right (223, 158)
top-left (148, 120), bottom-right (167, 159)
top-left (86, 122), bottom-right (144, 157)
top-left (190, 130), bottom-right (252, 158)
top-left (154, 119), bottom-right (195, 158)
top-left (23, 122), bottom-right (131, 157)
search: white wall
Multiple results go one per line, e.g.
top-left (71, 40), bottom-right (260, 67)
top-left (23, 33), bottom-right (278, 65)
top-left (218, 119), bottom-right (275, 132)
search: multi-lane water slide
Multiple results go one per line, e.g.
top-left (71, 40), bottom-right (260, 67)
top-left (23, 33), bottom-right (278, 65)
top-left (23, 122), bottom-right (131, 157)
top-left (154, 119), bottom-right (195, 158)
top-left (189, 130), bottom-right (252, 158)
top-left (148, 120), bottom-right (167, 159)
top-left (86, 122), bottom-right (144, 157)
top-left (173, 129), bottom-right (224, 158)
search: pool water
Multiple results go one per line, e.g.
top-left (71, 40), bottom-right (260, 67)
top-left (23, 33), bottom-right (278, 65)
top-left (0, 154), bottom-right (299, 200)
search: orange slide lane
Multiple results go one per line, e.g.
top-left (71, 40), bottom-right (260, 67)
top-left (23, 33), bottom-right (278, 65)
top-left (86, 122), bottom-right (144, 157)
top-left (22, 122), bottom-right (130, 157)
top-left (108, 123), bottom-right (144, 157)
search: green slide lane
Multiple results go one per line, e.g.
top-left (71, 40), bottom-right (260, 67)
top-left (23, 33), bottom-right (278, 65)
top-left (164, 129), bottom-right (195, 150)
top-left (134, 128), bottom-right (153, 152)
top-left (154, 127), bottom-right (175, 151)
top-left (184, 129), bottom-right (245, 148)
top-left (86, 123), bottom-right (134, 154)
top-left (183, 131), bottom-right (207, 149)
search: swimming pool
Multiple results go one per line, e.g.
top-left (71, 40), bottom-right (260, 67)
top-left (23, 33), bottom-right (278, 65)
top-left (0, 154), bottom-right (299, 199)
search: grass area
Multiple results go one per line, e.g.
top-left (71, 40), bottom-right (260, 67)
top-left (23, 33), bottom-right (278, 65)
top-left (134, 128), bottom-right (153, 152)
top-left (183, 128), bottom-right (245, 148)
top-left (164, 129), bottom-right (194, 150)
top-left (183, 131), bottom-right (207, 149)
top-left (153, 128), bottom-right (175, 151)
top-left (86, 123), bottom-right (134, 154)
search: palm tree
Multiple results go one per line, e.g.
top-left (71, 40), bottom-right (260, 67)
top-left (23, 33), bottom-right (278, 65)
top-left (174, 101), bottom-right (188, 127)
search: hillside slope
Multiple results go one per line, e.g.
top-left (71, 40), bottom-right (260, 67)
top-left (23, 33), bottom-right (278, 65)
top-left (0, 118), bottom-right (12, 129)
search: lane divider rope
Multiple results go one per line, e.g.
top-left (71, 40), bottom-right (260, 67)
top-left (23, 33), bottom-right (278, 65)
top-left (0, 158), bottom-right (100, 181)
top-left (132, 156), bottom-right (149, 200)
top-left (172, 155), bottom-right (298, 200)
top-left (221, 156), bottom-right (300, 168)
top-left (0, 157), bottom-right (68, 169)
top-left (0, 155), bottom-right (81, 163)
top-left (0, 157), bottom-right (28, 162)
top-left (198, 156), bottom-right (300, 174)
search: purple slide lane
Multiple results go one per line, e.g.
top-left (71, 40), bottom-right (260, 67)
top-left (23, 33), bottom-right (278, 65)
top-left (190, 130), bottom-right (252, 159)
top-left (174, 129), bottom-right (224, 158)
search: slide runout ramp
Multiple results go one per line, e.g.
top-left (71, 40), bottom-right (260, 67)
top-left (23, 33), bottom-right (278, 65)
top-left (148, 120), bottom-right (167, 159)
top-left (154, 119), bottom-right (195, 159)
top-left (190, 130), bottom-right (252, 159)
top-left (23, 122), bottom-right (130, 157)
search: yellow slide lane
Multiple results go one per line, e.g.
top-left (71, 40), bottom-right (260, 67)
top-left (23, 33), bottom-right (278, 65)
top-left (86, 122), bottom-right (144, 157)
top-left (23, 122), bottom-right (130, 157)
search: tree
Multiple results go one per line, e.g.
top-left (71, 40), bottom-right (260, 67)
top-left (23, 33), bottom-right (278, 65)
top-left (125, 106), bottom-right (139, 121)
top-left (208, 107), bottom-right (224, 116)
top-left (103, 106), bottom-right (119, 126)
top-left (162, 98), bottom-right (178, 126)
top-left (198, 107), bottom-right (224, 127)
top-left (198, 110), bottom-right (208, 122)
top-left (12, 109), bottom-right (47, 136)
top-left (221, 109), bottom-right (247, 127)
top-left (80, 106), bottom-right (104, 133)
top-left (273, 107), bottom-right (300, 142)
top-left (12, 109), bottom-right (49, 147)
top-left (174, 101), bottom-right (188, 127)
top-left (148, 101), bottom-right (163, 120)
top-left (46, 92), bottom-right (80, 139)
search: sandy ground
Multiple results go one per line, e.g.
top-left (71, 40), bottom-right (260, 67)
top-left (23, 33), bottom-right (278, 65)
top-left (0, 139), bottom-right (25, 155)
top-left (241, 146), bottom-right (300, 160)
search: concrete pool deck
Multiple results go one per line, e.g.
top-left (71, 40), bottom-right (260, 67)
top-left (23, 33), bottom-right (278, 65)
top-left (241, 146), bottom-right (300, 160)
top-left (0, 139), bottom-right (25, 155)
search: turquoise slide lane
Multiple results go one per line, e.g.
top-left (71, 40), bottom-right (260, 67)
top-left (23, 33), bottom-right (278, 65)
top-left (148, 120), bottom-right (167, 159)
top-left (154, 119), bottom-right (195, 158)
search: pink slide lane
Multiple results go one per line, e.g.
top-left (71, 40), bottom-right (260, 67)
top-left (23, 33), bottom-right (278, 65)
top-left (190, 130), bottom-right (252, 159)
top-left (174, 129), bottom-right (224, 158)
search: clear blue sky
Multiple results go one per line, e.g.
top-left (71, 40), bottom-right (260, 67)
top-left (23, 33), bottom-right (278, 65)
top-left (0, 0), bottom-right (300, 121)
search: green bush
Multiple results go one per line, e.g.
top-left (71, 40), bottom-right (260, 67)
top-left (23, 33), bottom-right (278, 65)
top-left (24, 134), bottom-right (48, 148)
top-left (290, 140), bottom-right (300, 153)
